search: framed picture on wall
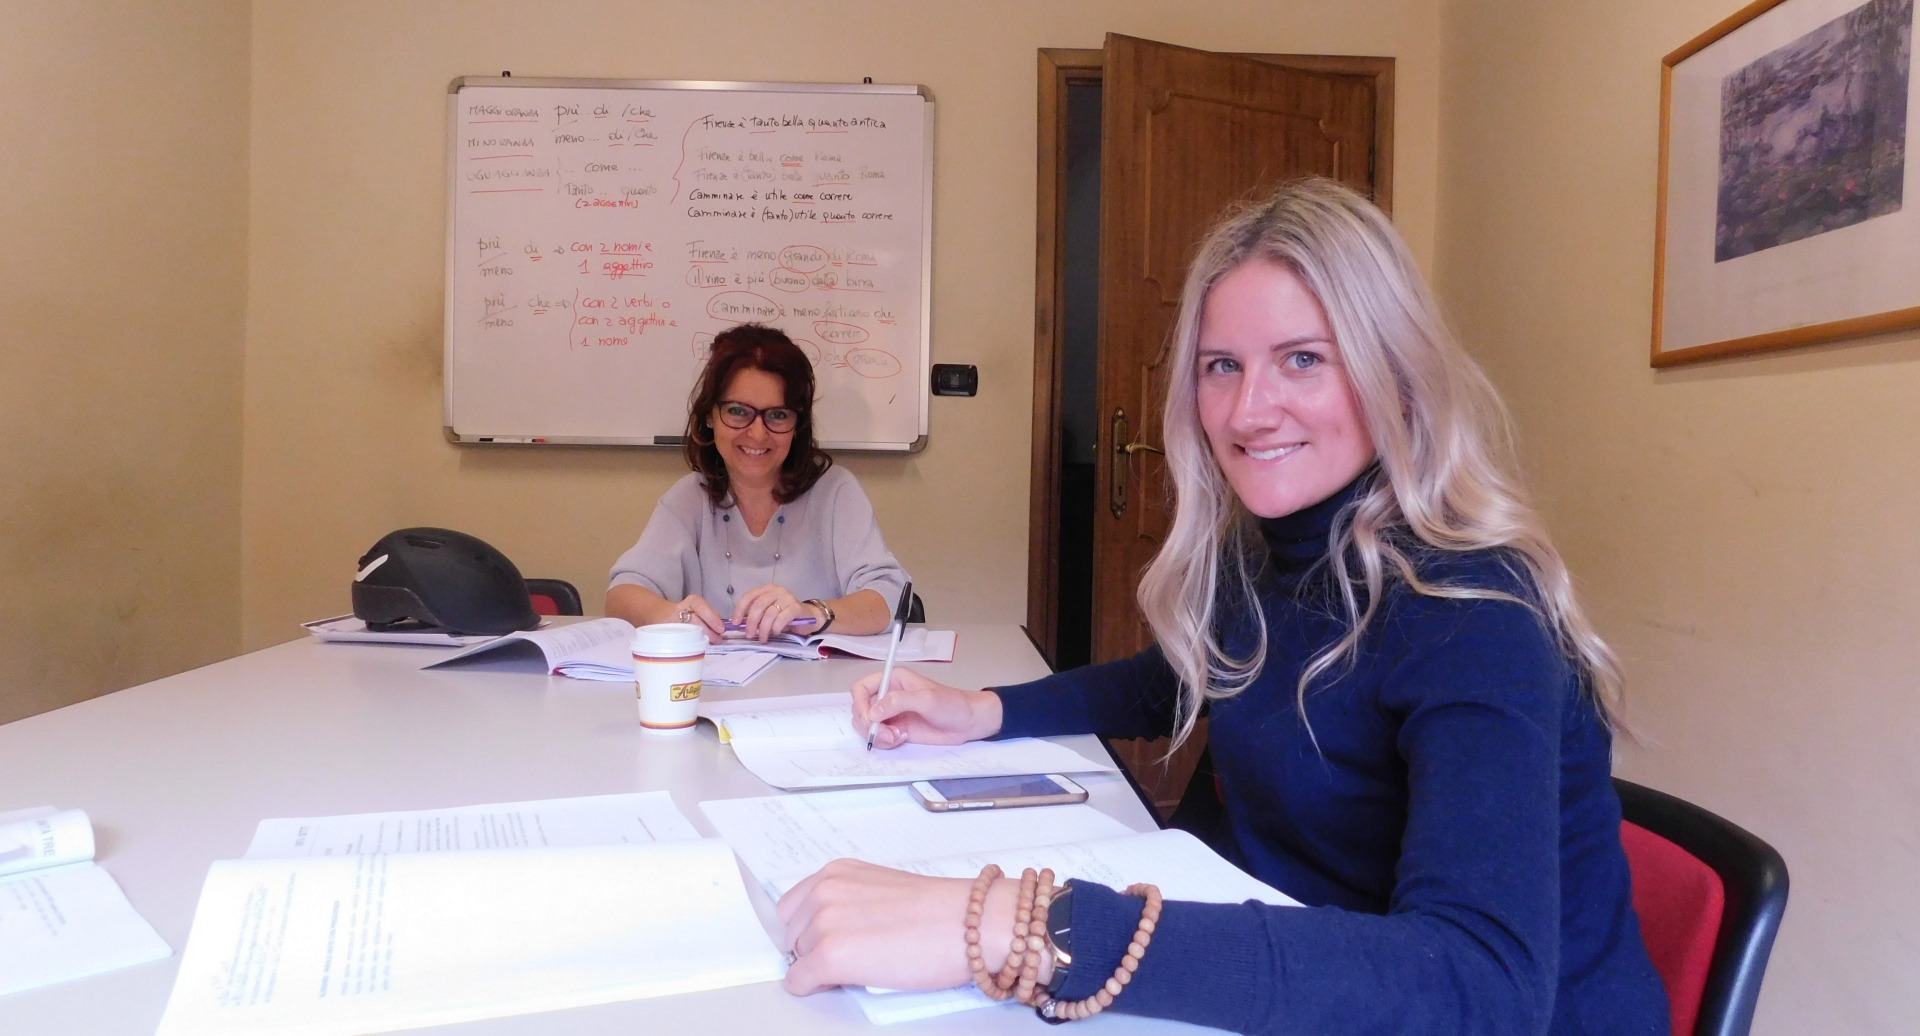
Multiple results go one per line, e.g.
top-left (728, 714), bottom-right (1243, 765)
top-left (1654, 0), bottom-right (1920, 366)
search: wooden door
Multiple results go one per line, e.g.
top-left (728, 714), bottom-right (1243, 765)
top-left (1093, 34), bottom-right (1379, 814)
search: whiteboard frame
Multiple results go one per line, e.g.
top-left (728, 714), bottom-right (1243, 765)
top-left (441, 75), bottom-right (934, 452)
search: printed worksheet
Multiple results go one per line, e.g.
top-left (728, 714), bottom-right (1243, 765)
top-left (155, 840), bottom-right (785, 1035)
top-left (243, 790), bottom-right (700, 857)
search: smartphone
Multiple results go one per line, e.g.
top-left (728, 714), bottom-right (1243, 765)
top-left (909, 773), bottom-right (1089, 812)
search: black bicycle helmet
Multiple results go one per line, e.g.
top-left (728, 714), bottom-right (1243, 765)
top-left (351, 527), bottom-right (540, 635)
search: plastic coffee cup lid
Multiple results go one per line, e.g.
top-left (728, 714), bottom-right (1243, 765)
top-left (631, 622), bottom-right (707, 657)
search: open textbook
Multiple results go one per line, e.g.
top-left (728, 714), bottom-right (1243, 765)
top-left (702, 788), bottom-right (1301, 1024)
top-left (418, 616), bottom-right (777, 685)
top-left (0, 806), bottom-right (172, 997)
top-left (698, 692), bottom-right (1119, 790)
top-left (709, 625), bottom-right (957, 663)
top-left (155, 792), bottom-right (784, 1036)
top-left (422, 616), bottom-right (953, 685)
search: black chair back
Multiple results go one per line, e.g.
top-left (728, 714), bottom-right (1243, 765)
top-left (1614, 778), bottom-right (1789, 1036)
top-left (525, 578), bottom-right (584, 617)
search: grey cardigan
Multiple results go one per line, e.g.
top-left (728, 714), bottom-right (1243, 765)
top-left (608, 466), bottom-right (909, 614)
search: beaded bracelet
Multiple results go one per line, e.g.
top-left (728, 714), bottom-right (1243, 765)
top-left (1032, 881), bottom-right (1162, 1023)
top-left (964, 865), bottom-right (1163, 1023)
top-left (963, 864), bottom-right (1006, 996)
top-left (965, 865), bottom-right (1055, 1001)
top-left (992, 865), bottom-right (1038, 993)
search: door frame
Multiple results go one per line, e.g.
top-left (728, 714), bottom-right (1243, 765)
top-left (1025, 47), bottom-right (1397, 663)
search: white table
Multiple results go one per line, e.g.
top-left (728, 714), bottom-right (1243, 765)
top-left (0, 625), bottom-right (1191, 1034)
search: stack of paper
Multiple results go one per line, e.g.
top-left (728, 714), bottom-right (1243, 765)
top-left (698, 692), bottom-right (1119, 789)
top-left (0, 806), bottom-right (172, 997)
top-left (155, 792), bottom-right (785, 1035)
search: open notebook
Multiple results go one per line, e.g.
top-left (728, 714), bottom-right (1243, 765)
top-left (698, 692), bottom-right (1118, 790)
top-left (423, 617), bottom-right (953, 685)
top-left (708, 626), bottom-right (957, 662)
top-left (703, 787), bottom-right (1300, 1024)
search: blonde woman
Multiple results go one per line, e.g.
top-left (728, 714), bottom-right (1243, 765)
top-left (775, 180), bottom-right (1667, 1034)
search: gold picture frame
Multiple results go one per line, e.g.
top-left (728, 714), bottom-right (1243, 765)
top-left (1653, 0), bottom-right (1919, 366)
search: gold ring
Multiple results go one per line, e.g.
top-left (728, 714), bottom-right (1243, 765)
top-left (676, 608), bottom-right (690, 623)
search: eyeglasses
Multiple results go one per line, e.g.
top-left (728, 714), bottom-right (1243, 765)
top-left (715, 400), bottom-right (799, 434)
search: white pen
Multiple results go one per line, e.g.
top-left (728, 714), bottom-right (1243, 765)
top-left (865, 581), bottom-right (913, 750)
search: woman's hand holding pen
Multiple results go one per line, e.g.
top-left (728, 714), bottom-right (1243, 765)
top-left (850, 669), bottom-right (1002, 749)
top-left (732, 584), bottom-right (821, 642)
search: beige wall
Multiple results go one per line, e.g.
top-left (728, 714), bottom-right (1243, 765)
top-left (0, 1), bottom-right (249, 724)
top-left (1438, 1), bottom-right (1920, 1032)
top-left (240, 0), bottom-right (1443, 648)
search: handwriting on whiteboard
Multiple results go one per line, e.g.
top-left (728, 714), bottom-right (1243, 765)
top-left (446, 83), bottom-right (928, 446)
top-left (458, 96), bottom-right (908, 370)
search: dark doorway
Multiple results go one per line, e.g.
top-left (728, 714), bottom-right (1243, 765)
top-left (1053, 80), bottom-right (1102, 672)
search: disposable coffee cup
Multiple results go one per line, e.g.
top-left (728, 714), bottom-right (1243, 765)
top-left (632, 622), bottom-right (706, 735)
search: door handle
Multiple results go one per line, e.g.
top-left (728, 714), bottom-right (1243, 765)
top-left (1109, 409), bottom-right (1164, 519)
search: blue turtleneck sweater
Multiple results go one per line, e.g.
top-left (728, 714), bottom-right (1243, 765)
top-left (994, 475), bottom-right (1666, 1034)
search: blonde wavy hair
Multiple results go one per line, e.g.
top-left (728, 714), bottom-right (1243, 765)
top-left (1137, 178), bottom-right (1624, 750)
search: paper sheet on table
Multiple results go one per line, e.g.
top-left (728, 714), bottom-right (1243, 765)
top-left (730, 736), bottom-right (1113, 789)
top-left (700, 787), bottom-right (1136, 895)
top-left (0, 806), bottom-right (172, 997)
top-left (701, 692), bottom-right (1117, 789)
top-left (697, 648), bottom-right (782, 686)
top-left (154, 840), bottom-right (785, 1036)
top-left (302, 615), bottom-right (496, 646)
top-left (537, 634), bottom-right (781, 686)
top-left (244, 790), bottom-right (701, 858)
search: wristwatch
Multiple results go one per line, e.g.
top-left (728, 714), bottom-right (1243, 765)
top-left (1043, 880), bottom-right (1075, 995)
top-left (802, 598), bottom-right (835, 632)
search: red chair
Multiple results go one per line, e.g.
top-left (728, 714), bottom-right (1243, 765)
top-left (524, 578), bottom-right (583, 617)
top-left (1615, 778), bottom-right (1789, 1036)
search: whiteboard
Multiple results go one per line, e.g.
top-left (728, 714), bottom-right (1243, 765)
top-left (443, 77), bottom-right (933, 450)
